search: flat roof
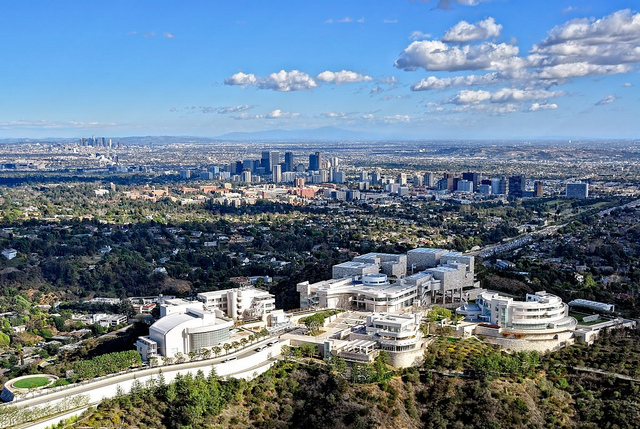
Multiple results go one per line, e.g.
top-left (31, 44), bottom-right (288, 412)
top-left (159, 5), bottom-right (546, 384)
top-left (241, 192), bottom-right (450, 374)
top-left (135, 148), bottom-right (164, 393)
top-left (426, 266), bottom-right (460, 273)
top-left (442, 251), bottom-right (466, 257)
top-left (313, 278), bottom-right (416, 297)
top-left (407, 248), bottom-right (448, 254)
top-left (334, 261), bottom-right (375, 268)
top-left (404, 272), bottom-right (431, 280)
top-left (357, 252), bottom-right (401, 258)
top-left (348, 339), bottom-right (376, 348)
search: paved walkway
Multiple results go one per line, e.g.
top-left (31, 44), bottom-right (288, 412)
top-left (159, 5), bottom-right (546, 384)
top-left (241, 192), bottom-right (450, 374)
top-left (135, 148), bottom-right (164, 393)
top-left (572, 366), bottom-right (640, 383)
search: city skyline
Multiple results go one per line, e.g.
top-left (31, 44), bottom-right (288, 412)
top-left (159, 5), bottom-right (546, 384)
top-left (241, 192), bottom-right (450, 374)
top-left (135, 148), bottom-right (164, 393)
top-left (1, 1), bottom-right (639, 140)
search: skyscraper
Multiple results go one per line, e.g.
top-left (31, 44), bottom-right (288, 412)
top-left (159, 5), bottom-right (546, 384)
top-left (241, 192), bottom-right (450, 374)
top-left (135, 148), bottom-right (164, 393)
top-left (508, 175), bottom-right (525, 197)
top-left (261, 151), bottom-right (271, 174)
top-left (371, 170), bottom-right (380, 185)
top-left (566, 182), bottom-right (588, 198)
top-left (491, 177), bottom-right (508, 195)
top-left (243, 159), bottom-right (254, 172)
top-left (423, 172), bottom-right (434, 188)
top-left (273, 164), bottom-right (282, 183)
top-left (309, 152), bottom-right (321, 171)
top-left (443, 173), bottom-right (455, 191)
top-left (398, 173), bottom-right (407, 186)
top-left (284, 152), bottom-right (294, 172)
top-left (270, 151), bottom-right (280, 175)
top-left (462, 172), bottom-right (481, 192)
top-left (534, 181), bottom-right (544, 197)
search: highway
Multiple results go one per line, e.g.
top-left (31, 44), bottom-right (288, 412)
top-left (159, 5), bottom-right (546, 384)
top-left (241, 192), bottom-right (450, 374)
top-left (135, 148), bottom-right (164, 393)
top-left (472, 198), bottom-right (640, 260)
top-left (473, 223), bottom-right (565, 259)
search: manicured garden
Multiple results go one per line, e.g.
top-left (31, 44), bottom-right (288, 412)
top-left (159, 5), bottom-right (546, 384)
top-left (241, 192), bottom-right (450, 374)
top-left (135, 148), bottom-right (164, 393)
top-left (12, 376), bottom-right (52, 389)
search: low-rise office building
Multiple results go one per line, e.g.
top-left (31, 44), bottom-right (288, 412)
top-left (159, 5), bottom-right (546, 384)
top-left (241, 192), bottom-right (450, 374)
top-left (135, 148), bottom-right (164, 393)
top-left (160, 298), bottom-right (203, 317)
top-left (197, 286), bottom-right (276, 319)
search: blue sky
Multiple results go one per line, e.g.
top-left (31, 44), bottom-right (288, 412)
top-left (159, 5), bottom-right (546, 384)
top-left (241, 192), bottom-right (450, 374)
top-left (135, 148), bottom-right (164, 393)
top-left (1, 0), bottom-right (639, 139)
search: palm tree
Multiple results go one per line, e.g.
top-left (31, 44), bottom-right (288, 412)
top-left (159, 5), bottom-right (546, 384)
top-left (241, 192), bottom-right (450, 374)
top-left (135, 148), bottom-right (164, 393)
top-left (188, 351), bottom-right (196, 361)
top-left (175, 352), bottom-right (185, 364)
top-left (223, 343), bottom-right (231, 355)
top-left (248, 334), bottom-right (256, 344)
top-left (240, 338), bottom-right (248, 349)
top-left (201, 348), bottom-right (211, 360)
top-left (231, 341), bottom-right (240, 352)
top-left (213, 346), bottom-right (222, 358)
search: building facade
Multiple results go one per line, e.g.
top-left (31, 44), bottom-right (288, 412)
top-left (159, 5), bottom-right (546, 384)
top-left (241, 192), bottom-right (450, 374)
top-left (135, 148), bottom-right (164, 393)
top-left (137, 307), bottom-right (234, 359)
top-left (566, 182), bottom-right (589, 198)
top-left (456, 291), bottom-right (577, 351)
top-left (197, 286), bottom-right (276, 319)
top-left (298, 248), bottom-right (479, 312)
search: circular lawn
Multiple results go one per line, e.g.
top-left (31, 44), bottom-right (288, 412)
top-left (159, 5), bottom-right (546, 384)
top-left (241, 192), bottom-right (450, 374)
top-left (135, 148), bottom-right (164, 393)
top-left (12, 376), bottom-right (52, 389)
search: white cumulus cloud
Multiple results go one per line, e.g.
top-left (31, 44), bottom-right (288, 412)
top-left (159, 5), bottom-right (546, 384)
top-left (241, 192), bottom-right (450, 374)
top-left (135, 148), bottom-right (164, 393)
top-left (531, 10), bottom-right (640, 78)
top-left (489, 88), bottom-right (563, 103)
top-left (529, 103), bottom-right (558, 111)
top-left (450, 90), bottom-right (492, 104)
top-left (409, 31), bottom-right (431, 41)
top-left (224, 72), bottom-right (258, 88)
top-left (536, 63), bottom-right (632, 79)
top-left (316, 70), bottom-right (373, 84)
top-left (395, 40), bottom-right (519, 72)
top-left (412, 73), bottom-right (499, 90)
top-left (442, 17), bottom-right (502, 43)
top-left (450, 88), bottom-right (562, 105)
top-left (260, 70), bottom-right (317, 91)
top-left (225, 69), bottom-right (375, 91)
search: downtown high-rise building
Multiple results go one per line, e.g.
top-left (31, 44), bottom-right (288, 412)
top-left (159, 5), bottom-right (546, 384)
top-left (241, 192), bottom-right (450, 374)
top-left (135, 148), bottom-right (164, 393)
top-left (309, 152), bottom-right (321, 171)
top-left (423, 172), bottom-right (435, 188)
top-left (534, 181), bottom-right (544, 197)
top-left (270, 151), bottom-right (280, 175)
top-left (273, 164), bottom-right (282, 183)
top-left (261, 151), bottom-right (271, 174)
top-left (462, 172), bottom-right (482, 192)
top-left (284, 152), bottom-right (294, 172)
top-left (566, 182), bottom-right (589, 199)
top-left (491, 177), bottom-right (508, 195)
top-left (508, 175), bottom-right (525, 198)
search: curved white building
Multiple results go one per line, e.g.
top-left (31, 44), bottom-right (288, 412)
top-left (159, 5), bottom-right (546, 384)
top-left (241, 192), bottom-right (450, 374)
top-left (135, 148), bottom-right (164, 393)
top-left (457, 291), bottom-right (577, 351)
top-left (458, 290), bottom-right (576, 331)
top-left (137, 307), bottom-right (234, 359)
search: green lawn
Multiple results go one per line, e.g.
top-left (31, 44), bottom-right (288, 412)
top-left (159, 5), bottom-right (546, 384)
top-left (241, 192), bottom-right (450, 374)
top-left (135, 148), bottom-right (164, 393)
top-left (50, 378), bottom-right (70, 388)
top-left (13, 376), bottom-right (51, 389)
top-left (569, 312), bottom-right (602, 326)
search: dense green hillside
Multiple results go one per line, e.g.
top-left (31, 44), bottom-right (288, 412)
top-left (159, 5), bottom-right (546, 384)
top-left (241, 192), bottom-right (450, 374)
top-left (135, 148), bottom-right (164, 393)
top-left (61, 328), bottom-right (640, 429)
